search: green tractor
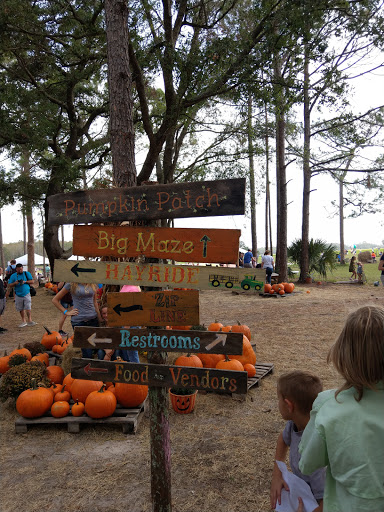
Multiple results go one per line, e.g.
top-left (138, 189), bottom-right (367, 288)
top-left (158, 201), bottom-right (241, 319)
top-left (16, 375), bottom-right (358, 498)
top-left (240, 275), bottom-right (264, 291)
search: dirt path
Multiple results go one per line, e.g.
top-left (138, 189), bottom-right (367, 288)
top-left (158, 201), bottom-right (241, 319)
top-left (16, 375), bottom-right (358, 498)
top-left (1, 283), bottom-right (383, 512)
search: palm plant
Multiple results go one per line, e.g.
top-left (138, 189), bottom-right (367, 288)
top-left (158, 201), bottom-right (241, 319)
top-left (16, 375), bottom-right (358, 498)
top-left (287, 239), bottom-right (337, 278)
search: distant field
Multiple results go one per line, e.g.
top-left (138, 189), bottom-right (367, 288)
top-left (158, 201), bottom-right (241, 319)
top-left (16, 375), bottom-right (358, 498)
top-left (289, 260), bottom-right (382, 285)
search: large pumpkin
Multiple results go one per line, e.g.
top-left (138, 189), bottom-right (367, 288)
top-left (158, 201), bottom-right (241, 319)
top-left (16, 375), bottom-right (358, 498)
top-left (114, 383), bottom-right (148, 408)
top-left (16, 379), bottom-right (53, 418)
top-left (62, 373), bottom-right (75, 394)
top-left (174, 354), bottom-right (203, 368)
top-left (0, 351), bottom-right (10, 374)
top-left (71, 379), bottom-right (104, 404)
top-left (85, 385), bottom-right (117, 418)
top-left (228, 335), bottom-right (256, 366)
top-left (231, 321), bottom-right (251, 341)
top-left (197, 353), bottom-right (225, 369)
top-left (10, 345), bottom-right (32, 361)
top-left (41, 326), bottom-right (62, 350)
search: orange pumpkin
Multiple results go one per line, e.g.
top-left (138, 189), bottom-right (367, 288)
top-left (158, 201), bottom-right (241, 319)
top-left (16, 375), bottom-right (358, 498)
top-left (171, 325), bottom-right (192, 330)
top-left (70, 379), bottom-right (104, 404)
top-left (71, 400), bottom-right (85, 417)
top-left (85, 385), bottom-right (117, 419)
top-left (46, 365), bottom-right (64, 384)
top-left (10, 345), bottom-right (32, 361)
top-left (264, 283), bottom-right (272, 293)
top-left (228, 335), bottom-right (256, 366)
top-left (244, 364), bottom-right (257, 378)
top-left (54, 385), bottom-right (71, 402)
top-left (62, 373), bottom-right (75, 394)
top-left (0, 351), bottom-right (10, 374)
top-left (16, 379), bottom-right (53, 418)
top-left (31, 353), bottom-right (49, 366)
top-left (51, 401), bottom-right (70, 418)
top-left (41, 326), bottom-right (62, 350)
top-left (114, 383), bottom-right (148, 408)
top-left (231, 321), bottom-right (251, 341)
top-left (208, 321), bottom-right (224, 332)
top-left (221, 325), bottom-right (232, 333)
top-left (174, 354), bottom-right (203, 368)
top-left (269, 289), bottom-right (275, 294)
top-left (197, 353), bottom-right (225, 369)
top-left (50, 383), bottom-right (63, 395)
top-left (216, 356), bottom-right (244, 372)
top-left (284, 283), bottom-right (294, 293)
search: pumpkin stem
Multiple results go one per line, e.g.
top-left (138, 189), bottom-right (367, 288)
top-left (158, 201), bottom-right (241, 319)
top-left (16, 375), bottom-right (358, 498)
top-left (30, 378), bottom-right (38, 390)
top-left (224, 355), bottom-right (230, 362)
top-left (43, 325), bottom-right (52, 335)
top-left (98, 384), bottom-right (106, 393)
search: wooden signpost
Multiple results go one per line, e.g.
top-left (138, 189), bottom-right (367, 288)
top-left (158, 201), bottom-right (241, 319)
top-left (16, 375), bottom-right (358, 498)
top-left (48, 177), bottom-right (248, 512)
top-left (73, 327), bottom-right (243, 354)
top-left (72, 225), bottom-right (240, 264)
top-left (53, 259), bottom-right (266, 292)
top-left (47, 178), bottom-right (246, 225)
top-left (106, 290), bottom-right (200, 327)
top-left (71, 358), bottom-right (248, 394)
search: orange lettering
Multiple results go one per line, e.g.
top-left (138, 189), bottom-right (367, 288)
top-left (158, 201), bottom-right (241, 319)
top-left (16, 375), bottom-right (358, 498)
top-left (106, 264), bottom-right (119, 279)
top-left (157, 192), bottom-right (170, 210)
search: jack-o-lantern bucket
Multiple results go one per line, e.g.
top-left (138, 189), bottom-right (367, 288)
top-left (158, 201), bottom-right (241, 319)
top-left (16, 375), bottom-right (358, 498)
top-left (169, 389), bottom-right (197, 414)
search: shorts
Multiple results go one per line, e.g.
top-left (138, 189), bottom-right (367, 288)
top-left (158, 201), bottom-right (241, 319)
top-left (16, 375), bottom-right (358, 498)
top-left (0, 298), bottom-right (5, 316)
top-left (15, 294), bottom-right (32, 312)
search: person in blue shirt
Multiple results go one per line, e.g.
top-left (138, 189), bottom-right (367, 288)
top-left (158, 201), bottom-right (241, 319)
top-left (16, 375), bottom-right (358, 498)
top-left (243, 249), bottom-right (253, 268)
top-left (8, 263), bottom-right (37, 328)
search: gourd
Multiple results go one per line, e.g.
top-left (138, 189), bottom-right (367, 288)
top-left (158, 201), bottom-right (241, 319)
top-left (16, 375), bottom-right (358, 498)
top-left (16, 378), bottom-right (53, 418)
top-left (85, 385), bottom-right (117, 419)
top-left (114, 382), bottom-right (148, 408)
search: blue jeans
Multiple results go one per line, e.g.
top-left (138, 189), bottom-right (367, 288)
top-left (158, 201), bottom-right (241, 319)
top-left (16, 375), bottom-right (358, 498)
top-left (71, 316), bottom-right (100, 359)
top-left (265, 267), bottom-right (273, 284)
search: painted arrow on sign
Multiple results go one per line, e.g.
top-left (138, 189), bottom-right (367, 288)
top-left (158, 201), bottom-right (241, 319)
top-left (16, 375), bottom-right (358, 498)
top-left (113, 304), bottom-right (144, 316)
top-left (84, 362), bottom-right (109, 376)
top-left (200, 235), bottom-right (211, 258)
top-left (71, 262), bottom-right (96, 277)
top-left (87, 333), bottom-right (113, 347)
top-left (205, 333), bottom-right (227, 351)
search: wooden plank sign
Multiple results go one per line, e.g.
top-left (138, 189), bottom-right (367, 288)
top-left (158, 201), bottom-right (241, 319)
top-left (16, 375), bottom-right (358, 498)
top-left (71, 358), bottom-right (248, 394)
top-left (73, 327), bottom-right (243, 354)
top-left (72, 225), bottom-right (240, 264)
top-left (54, 259), bottom-right (266, 292)
top-left (47, 178), bottom-right (246, 226)
top-left (107, 290), bottom-right (199, 327)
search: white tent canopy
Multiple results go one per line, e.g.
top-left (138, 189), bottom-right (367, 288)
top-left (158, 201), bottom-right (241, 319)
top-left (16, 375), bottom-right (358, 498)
top-left (11, 253), bottom-right (46, 266)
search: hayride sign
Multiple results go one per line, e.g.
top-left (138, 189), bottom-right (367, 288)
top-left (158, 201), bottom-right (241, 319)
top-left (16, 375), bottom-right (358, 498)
top-left (50, 178), bottom-right (249, 512)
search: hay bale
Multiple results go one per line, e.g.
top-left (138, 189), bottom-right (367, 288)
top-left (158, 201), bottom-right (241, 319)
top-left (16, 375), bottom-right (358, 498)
top-left (358, 250), bottom-right (371, 263)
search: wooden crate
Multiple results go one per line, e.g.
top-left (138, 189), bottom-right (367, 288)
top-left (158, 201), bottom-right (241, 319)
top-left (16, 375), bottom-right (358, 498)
top-left (15, 400), bottom-right (147, 434)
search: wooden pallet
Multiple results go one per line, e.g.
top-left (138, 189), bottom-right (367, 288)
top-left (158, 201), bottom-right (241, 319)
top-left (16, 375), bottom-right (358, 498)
top-left (247, 363), bottom-right (274, 390)
top-left (15, 400), bottom-right (147, 434)
top-left (259, 292), bottom-right (286, 298)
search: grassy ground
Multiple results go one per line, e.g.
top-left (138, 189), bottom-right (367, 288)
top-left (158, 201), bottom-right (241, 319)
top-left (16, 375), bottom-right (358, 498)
top-left (289, 260), bottom-right (382, 285)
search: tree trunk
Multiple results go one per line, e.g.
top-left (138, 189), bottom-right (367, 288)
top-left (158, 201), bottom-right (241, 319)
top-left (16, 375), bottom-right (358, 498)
top-left (299, 45), bottom-right (311, 283)
top-left (0, 210), bottom-right (5, 272)
top-left (105, 0), bottom-right (136, 187)
top-left (264, 103), bottom-right (272, 255)
top-left (274, 55), bottom-right (287, 283)
top-left (339, 174), bottom-right (345, 265)
top-left (22, 150), bottom-right (35, 279)
top-left (247, 95), bottom-right (257, 258)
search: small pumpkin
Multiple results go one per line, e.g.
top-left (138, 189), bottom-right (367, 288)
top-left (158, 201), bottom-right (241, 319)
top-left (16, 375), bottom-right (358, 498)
top-left (197, 353), bottom-right (225, 369)
top-left (71, 400), bottom-right (85, 417)
top-left (46, 365), bottom-right (64, 384)
top-left (54, 385), bottom-right (71, 402)
top-left (231, 321), bottom-right (251, 341)
top-left (85, 385), bottom-right (117, 419)
top-left (216, 355), bottom-right (244, 372)
top-left (264, 284), bottom-right (272, 293)
top-left (221, 325), bottom-right (232, 333)
top-left (50, 383), bottom-right (63, 395)
top-left (174, 353), bottom-right (203, 368)
top-left (114, 382), bottom-right (148, 408)
top-left (41, 326), bottom-right (62, 350)
top-left (244, 364), bottom-right (257, 378)
top-left (51, 400), bottom-right (70, 418)
top-left (16, 378), bottom-right (53, 418)
top-left (208, 321), bottom-right (224, 332)
top-left (31, 353), bottom-right (49, 366)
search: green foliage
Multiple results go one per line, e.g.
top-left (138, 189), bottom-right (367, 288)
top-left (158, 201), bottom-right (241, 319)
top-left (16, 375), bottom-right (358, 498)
top-left (169, 387), bottom-right (197, 396)
top-left (0, 361), bottom-right (51, 402)
top-left (288, 239), bottom-right (337, 278)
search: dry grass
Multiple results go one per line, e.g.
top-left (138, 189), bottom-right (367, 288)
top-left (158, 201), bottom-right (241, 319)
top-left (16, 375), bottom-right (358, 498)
top-left (0, 283), bottom-right (383, 512)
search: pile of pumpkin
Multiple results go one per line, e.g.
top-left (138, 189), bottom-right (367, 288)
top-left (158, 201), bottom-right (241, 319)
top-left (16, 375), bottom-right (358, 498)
top-left (264, 282), bottom-right (295, 295)
top-left (41, 326), bottom-right (73, 355)
top-left (172, 321), bottom-right (257, 378)
top-left (44, 282), bottom-right (58, 294)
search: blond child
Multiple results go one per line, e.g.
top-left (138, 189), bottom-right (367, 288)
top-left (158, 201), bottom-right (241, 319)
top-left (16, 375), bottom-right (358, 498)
top-left (299, 306), bottom-right (384, 512)
top-left (270, 371), bottom-right (325, 512)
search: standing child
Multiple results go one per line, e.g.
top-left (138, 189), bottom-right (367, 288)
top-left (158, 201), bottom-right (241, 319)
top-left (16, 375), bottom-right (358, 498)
top-left (270, 371), bottom-right (325, 512)
top-left (299, 306), bottom-right (384, 512)
top-left (348, 256), bottom-right (357, 280)
top-left (357, 261), bottom-right (363, 282)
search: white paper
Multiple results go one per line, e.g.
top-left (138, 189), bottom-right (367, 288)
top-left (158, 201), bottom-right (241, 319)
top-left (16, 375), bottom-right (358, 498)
top-left (275, 461), bottom-right (319, 512)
